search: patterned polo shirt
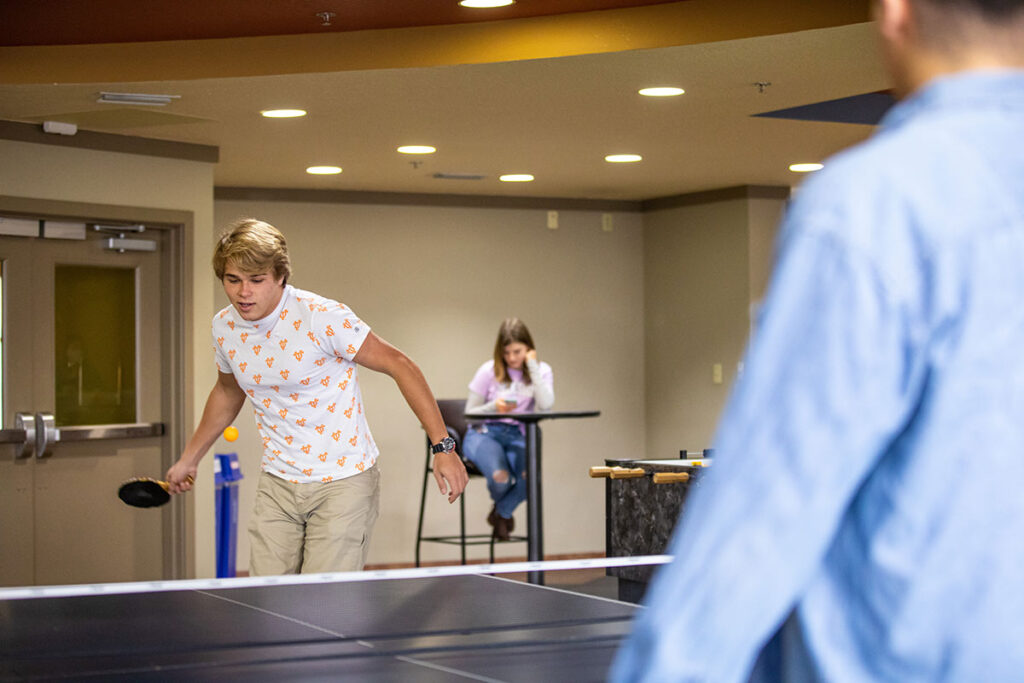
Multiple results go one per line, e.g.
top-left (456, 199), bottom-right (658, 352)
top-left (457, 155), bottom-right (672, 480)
top-left (212, 285), bottom-right (378, 484)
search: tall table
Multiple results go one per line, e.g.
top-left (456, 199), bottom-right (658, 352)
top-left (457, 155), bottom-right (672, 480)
top-left (465, 409), bottom-right (600, 584)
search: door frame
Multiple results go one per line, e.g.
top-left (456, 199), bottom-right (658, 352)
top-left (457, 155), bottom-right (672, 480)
top-left (0, 194), bottom-right (193, 580)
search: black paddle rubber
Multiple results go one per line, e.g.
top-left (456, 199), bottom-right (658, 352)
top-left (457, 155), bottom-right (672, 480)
top-left (118, 479), bottom-right (171, 508)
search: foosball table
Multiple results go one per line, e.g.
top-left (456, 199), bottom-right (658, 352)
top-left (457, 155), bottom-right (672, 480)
top-left (591, 451), bottom-right (712, 603)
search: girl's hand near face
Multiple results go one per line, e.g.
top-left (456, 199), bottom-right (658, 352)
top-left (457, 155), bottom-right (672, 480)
top-left (526, 349), bottom-right (537, 363)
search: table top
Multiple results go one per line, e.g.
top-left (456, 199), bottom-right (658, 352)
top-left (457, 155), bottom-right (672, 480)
top-left (0, 573), bottom-right (637, 681)
top-left (466, 409), bottom-right (600, 422)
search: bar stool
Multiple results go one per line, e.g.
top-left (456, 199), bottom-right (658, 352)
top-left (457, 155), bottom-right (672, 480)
top-left (414, 399), bottom-right (526, 566)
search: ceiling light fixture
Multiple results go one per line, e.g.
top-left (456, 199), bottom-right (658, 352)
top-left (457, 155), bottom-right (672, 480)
top-left (789, 163), bottom-right (824, 172)
top-left (97, 92), bottom-right (180, 106)
top-left (638, 87), bottom-right (685, 97)
top-left (306, 166), bottom-right (342, 175)
top-left (605, 154), bottom-right (643, 163)
top-left (460, 0), bottom-right (515, 8)
top-left (499, 174), bottom-right (534, 182)
top-left (261, 109), bottom-right (307, 118)
top-left (397, 145), bottom-right (437, 154)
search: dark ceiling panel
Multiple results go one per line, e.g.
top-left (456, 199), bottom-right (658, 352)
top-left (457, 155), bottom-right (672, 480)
top-left (754, 91), bottom-right (896, 126)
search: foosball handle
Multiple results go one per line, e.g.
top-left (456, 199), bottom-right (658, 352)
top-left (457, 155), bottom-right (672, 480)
top-left (609, 467), bottom-right (646, 479)
top-left (588, 466), bottom-right (647, 479)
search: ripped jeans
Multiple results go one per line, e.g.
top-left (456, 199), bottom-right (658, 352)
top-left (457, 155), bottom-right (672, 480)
top-left (462, 422), bottom-right (526, 519)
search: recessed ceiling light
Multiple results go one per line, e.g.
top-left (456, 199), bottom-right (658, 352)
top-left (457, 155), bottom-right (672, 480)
top-left (638, 87), bottom-right (685, 97)
top-left (605, 154), bottom-right (643, 163)
top-left (397, 145), bottom-right (437, 154)
top-left (499, 174), bottom-right (534, 182)
top-left (306, 166), bottom-right (342, 175)
top-left (789, 163), bottom-right (824, 173)
top-left (261, 109), bottom-right (307, 118)
top-left (460, 0), bottom-right (514, 7)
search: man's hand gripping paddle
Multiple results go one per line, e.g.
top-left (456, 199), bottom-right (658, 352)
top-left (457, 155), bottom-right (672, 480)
top-left (118, 475), bottom-right (193, 508)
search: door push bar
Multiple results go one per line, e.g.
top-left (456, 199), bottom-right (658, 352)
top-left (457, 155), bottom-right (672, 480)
top-left (0, 414), bottom-right (164, 459)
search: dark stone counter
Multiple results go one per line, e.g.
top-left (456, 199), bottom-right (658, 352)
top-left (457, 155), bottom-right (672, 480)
top-left (604, 458), bottom-right (710, 602)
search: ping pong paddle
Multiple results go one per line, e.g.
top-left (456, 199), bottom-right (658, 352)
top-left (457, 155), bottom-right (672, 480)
top-left (118, 475), bottom-right (193, 508)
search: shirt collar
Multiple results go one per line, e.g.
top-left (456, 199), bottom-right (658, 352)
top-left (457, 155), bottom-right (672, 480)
top-left (254, 284), bottom-right (291, 330)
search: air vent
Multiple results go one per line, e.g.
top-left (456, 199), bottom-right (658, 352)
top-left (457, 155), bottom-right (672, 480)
top-left (433, 173), bottom-right (486, 181)
top-left (97, 92), bottom-right (180, 106)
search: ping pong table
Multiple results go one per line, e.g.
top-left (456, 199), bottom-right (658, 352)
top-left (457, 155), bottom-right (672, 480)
top-left (1, 571), bottom-right (639, 681)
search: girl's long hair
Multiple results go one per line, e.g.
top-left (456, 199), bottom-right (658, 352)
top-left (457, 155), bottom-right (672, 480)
top-left (492, 317), bottom-right (536, 386)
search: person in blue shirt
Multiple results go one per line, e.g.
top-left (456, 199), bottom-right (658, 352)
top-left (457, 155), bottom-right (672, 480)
top-left (612, 0), bottom-right (1024, 680)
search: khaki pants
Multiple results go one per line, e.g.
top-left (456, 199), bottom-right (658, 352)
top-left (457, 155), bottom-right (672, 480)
top-left (248, 467), bottom-right (380, 576)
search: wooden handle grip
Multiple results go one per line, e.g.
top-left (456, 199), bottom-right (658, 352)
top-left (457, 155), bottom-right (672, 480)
top-left (158, 474), bottom-right (194, 491)
top-left (609, 467), bottom-right (647, 479)
top-left (589, 466), bottom-right (613, 478)
top-left (652, 472), bottom-right (690, 484)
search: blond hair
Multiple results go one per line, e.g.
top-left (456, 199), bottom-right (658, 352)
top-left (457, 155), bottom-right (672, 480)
top-left (212, 218), bottom-right (292, 284)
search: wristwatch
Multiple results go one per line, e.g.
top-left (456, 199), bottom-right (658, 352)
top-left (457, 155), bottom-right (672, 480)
top-left (430, 436), bottom-right (456, 455)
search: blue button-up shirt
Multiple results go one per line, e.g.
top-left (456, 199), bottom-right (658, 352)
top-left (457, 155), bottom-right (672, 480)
top-left (612, 70), bottom-right (1024, 682)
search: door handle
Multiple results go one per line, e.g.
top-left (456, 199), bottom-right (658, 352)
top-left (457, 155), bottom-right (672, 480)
top-left (35, 413), bottom-right (57, 459)
top-left (1, 412), bottom-right (37, 459)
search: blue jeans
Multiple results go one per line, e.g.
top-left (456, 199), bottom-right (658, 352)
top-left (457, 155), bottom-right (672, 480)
top-left (463, 422), bottom-right (526, 519)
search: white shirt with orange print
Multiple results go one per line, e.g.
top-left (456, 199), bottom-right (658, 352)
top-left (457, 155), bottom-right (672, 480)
top-left (212, 284), bottom-right (378, 484)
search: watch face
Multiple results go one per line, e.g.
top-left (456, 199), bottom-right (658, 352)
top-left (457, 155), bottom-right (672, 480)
top-left (432, 436), bottom-right (456, 454)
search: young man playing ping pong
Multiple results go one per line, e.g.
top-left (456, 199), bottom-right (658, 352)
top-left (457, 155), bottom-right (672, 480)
top-left (614, 0), bottom-right (1024, 680)
top-left (166, 218), bottom-right (467, 575)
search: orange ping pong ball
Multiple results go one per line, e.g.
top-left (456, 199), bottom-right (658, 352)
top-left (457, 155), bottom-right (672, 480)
top-left (223, 426), bottom-right (239, 442)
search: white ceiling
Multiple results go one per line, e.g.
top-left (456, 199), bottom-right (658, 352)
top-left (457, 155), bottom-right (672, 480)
top-left (0, 22), bottom-right (888, 201)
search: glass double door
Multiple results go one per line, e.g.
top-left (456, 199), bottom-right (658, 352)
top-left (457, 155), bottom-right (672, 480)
top-left (0, 226), bottom-right (170, 587)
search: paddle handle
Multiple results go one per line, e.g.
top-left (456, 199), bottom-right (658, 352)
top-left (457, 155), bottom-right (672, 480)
top-left (158, 474), bottom-right (194, 491)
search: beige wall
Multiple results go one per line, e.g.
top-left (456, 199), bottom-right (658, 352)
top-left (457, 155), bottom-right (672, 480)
top-left (643, 195), bottom-right (785, 458)
top-left (1, 132), bottom-right (786, 577)
top-left (213, 200), bottom-right (646, 567)
top-left (0, 138), bottom-right (218, 577)
top-left (748, 197), bottom-right (787, 308)
top-left (212, 193), bottom-right (784, 570)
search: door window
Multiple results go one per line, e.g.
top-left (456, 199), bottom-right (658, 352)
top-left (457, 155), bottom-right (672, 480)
top-left (54, 265), bottom-right (137, 427)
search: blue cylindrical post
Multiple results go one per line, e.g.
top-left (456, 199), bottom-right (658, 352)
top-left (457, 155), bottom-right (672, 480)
top-left (214, 453), bottom-right (244, 578)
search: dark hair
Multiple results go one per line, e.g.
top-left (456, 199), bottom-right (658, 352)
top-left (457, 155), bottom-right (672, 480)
top-left (212, 218), bottom-right (292, 284)
top-left (492, 318), bottom-right (536, 386)
top-left (922, 0), bottom-right (1023, 16)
